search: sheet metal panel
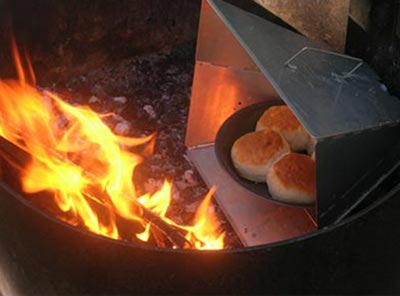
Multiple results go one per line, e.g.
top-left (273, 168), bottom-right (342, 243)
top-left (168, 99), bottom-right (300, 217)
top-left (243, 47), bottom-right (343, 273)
top-left (188, 0), bottom-right (400, 229)
top-left (185, 62), bottom-right (279, 147)
top-left (209, 0), bottom-right (400, 139)
top-left (187, 146), bottom-right (316, 246)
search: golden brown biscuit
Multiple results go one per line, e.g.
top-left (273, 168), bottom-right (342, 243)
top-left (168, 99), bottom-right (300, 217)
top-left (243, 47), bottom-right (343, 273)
top-left (256, 105), bottom-right (309, 152)
top-left (266, 152), bottom-right (316, 203)
top-left (231, 128), bottom-right (290, 182)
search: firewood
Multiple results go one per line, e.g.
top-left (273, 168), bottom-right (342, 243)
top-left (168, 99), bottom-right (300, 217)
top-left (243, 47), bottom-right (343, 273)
top-left (0, 137), bottom-right (192, 248)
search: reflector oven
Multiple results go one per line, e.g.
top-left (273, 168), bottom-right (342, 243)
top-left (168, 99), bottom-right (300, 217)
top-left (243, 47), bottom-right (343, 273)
top-left (0, 0), bottom-right (400, 295)
top-left (187, 0), bottom-right (400, 242)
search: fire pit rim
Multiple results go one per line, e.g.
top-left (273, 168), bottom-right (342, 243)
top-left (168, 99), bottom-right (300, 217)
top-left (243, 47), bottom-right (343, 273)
top-left (1, 174), bottom-right (397, 253)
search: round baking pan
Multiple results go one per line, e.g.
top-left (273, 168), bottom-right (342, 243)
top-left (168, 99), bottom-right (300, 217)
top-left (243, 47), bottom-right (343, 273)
top-left (215, 100), bottom-right (315, 208)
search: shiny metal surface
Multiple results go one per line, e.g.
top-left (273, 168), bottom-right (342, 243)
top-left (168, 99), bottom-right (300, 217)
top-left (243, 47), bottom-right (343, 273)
top-left (185, 62), bottom-right (279, 147)
top-left (187, 0), bottom-right (400, 231)
top-left (186, 0), bottom-right (316, 246)
top-left (196, 0), bottom-right (258, 70)
top-left (209, 0), bottom-right (400, 139)
top-left (187, 146), bottom-right (316, 247)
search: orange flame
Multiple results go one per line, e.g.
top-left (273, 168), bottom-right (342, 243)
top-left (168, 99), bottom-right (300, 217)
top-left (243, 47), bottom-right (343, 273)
top-left (0, 39), bottom-right (225, 250)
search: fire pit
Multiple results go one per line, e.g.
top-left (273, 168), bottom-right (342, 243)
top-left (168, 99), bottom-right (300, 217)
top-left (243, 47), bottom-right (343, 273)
top-left (0, 0), bottom-right (400, 295)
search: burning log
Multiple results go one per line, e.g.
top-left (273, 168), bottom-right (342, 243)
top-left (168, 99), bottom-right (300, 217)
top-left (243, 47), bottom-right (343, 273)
top-left (0, 40), bottom-right (225, 250)
top-left (141, 206), bottom-right (192, 248)
top-left (0, 137), bottom-right (192, 248)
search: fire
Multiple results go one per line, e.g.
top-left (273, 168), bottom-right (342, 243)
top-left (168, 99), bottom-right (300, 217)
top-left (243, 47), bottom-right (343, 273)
top-left (0, 39), bottom-right (225, 250)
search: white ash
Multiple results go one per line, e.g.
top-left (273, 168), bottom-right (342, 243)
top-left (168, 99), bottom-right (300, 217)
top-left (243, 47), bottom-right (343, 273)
top-left (183, 169), bottom-right (197, 186)
top-left (88, 95), bottom-right (100, 104)
top-left (174, 180), bottom-right (188, 191)
top-left (111, 113), bottom-right (125, 122)
top-left (161, 94), bottom-right (170, 101)
top-left (143, 105), bottom-right (157, 119)
top-left (114, 121), bottom-right (131, 135)
top-left (113, 96), bottom-right (128, 104)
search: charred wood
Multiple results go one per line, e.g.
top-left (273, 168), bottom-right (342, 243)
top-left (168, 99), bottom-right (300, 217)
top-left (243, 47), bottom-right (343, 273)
top-left (0, 137), bottom-right (192, 249)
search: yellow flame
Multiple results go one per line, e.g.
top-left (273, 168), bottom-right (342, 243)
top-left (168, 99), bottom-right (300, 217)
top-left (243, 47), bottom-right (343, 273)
top-left (0, 39), bottom-right (225, 250)
top-left (182, 187), bottom-right (225, 250)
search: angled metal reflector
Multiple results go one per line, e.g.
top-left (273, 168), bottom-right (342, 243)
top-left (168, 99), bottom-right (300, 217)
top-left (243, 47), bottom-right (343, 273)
top-left (187, 0), bottom-right (400, 238)
top-left (209, 0), bottom-right (400, 139)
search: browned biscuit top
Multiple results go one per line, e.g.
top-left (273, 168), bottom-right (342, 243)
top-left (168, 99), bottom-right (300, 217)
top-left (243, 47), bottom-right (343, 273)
top-left (232, 128), bottom-right (286, 165)
top-left (258, 105), bottom-right (302, 131)
top-left (272, 153), bottom-right (316, 195)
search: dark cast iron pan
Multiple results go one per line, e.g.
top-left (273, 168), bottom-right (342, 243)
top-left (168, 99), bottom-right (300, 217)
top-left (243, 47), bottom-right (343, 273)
top-left (215, 100), bottom-right (315, 208)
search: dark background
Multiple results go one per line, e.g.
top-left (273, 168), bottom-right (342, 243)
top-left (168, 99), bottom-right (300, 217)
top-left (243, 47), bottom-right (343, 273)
top-left (346, 0), bottom-right (400, 97)
top-left (0, 0), bottom-right (202, 85)
top-left (0, 0), bottom-right (399, 97)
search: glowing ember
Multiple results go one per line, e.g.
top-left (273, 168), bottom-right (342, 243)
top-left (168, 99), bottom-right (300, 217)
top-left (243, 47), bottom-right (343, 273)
top-left (0, 39), bottom-right (225, 250)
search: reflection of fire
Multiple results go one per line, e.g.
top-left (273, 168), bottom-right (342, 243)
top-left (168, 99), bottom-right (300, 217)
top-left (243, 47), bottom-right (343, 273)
top-left (0, 39), bottom-right (225, 250)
